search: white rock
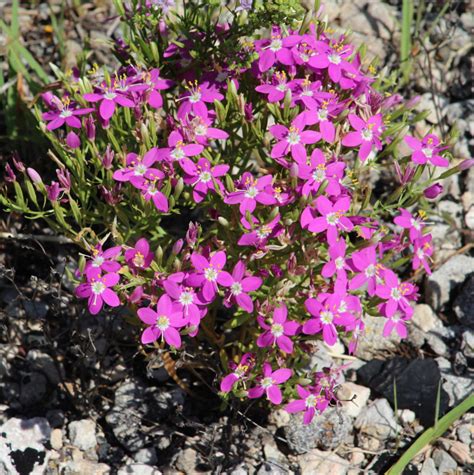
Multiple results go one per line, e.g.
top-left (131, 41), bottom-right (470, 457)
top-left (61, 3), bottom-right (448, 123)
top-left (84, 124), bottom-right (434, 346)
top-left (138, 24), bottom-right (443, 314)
top-left (68, 419), bottom-right (97, 451)
top-left (298, 449), bottom-right (348, 475)
top-left (117, 463), bottom-right (162, 475)
top-left (411, 304), bottom-right (442, 333)
top-left (50, 428), bottom-right (63, 451)
top-left (354, 399), bottom-right (401, 440)
top-left (397, 409), bottom-right (416, 425)
top-left (60, 459), bottom-right (110, 474)
top-left (336, 383), bottom-right (370, 418)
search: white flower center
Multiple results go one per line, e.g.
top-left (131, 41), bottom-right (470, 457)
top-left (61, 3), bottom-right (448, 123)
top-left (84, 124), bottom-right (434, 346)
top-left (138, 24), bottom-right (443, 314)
top-left (91, 281), bottom-right (106, 295)
top-left (287, 131), bottom-right (301, 145)
top-left (416, 248), bottom-right (425, 258)
top-left (269, 39), bottom-right (282, 52)
top-left (189, 92), bottom-right (202, 103)
top-left (318, 109), bottom-right (328, 121)
top-left (312, 168), bottom-right (326, 182)
top-left (133, 252), bottom-right (145, 267)
top-left (171, 148), bottom-right (185, 160)
top-left (204, 267), bottom-right (219, 282)
top-left (134, 164), bottom-right (147, 175)
top-left (410, 218), bottom-right (421, 230)
top-left (156, 315), bottom-right (170, 331)
top-left (365, 264), bottom-right (376, 277)
top-left (92, 256), bottom-right (104, 267)
top-left (245, 187), bottom-right (258, 198)
top-left (328, 53), bottom-right (341, 64)
top-left (60, 109), bottom-right (73, 118)
top-left (305, 394), bottom-right (317, 408)
top-left (335, 257), bottom-right (345, 269)
top-left (257, 226), bottom-right (271, 239)
top-left (326, 212), bottom-right (339, 225)
top-left (361, 128), bottom-right (373, 141)
top-left (179, 291), bottom-right (194, 306)
top-left (338, 301), bottom-right (347, 313)
top-left (422, 147), bottom-right (433, 158)
top-left (320, 310), bottom-right (334, 325)
top-left (199, 171), bottom-right (212, 183)
top-left (391, 287), bottom-right (402, 300)
top-left (276, 83), bottom-right (288, 92)
top-left (271, 323), bottom-right (284, 338)
top-left (230, 282), bottom-right (243, 296)
top-left (195, 124), bottom-right (207, 136)
top-left (261, 377), bottom-right (274, 389)
top-left (104, 92), bottom-right (117, 100)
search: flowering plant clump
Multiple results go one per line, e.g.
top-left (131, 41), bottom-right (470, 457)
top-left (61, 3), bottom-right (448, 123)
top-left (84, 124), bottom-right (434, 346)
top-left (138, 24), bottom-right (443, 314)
top-left (2, 0), bottom-right (470, 423)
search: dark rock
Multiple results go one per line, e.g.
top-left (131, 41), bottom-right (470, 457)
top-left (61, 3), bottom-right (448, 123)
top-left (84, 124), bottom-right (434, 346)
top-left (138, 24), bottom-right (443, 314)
top-left (357, 358), bottom-right (449, 427)
top-left (453, 276), bottom-right (474, 327)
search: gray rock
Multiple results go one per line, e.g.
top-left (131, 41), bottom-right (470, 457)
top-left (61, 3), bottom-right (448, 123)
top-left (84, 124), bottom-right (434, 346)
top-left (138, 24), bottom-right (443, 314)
top-left (20, 372), bottom-right (48, 407)
top-left (456, 423), bottom-right (472, 445)
top-left (298, 449), bottom-right (348, 475)
top-left (425, 255), bottom-right (474, 310)
top-left (420, 458), bottom-right (437, 475)
top-left (453, 276), bottom-right (474, 327)
top-left (229, 464), bottom-right (250, 475)
top-left (436, 357), bottom-right (474, 406)
top-left (336, 382), bottom-right (370, 418)
top-left (60, 458), bottom-right (111, 475)
top-left (432, 448), bottom-right (457, 473)
top-left (354, 399), bottom-right (400, 440)
top-left (284, 408), bottom-right (352, 454)
top-left (68, 419), bottom-right (97, 451)
top-left (257, 461), bottom-right (288, 475)
top-left (0, 417), bottom-right (51, 475)
top-left (26, 350), bottom-right (61, 385)
top-left (133, 447), bottom-right (158, 465)
top-left (417, 93), bottom-right (449, 124)
top-left (175, 447), bottom-right (198, 473)
top-left (106, 378), bottom-right (185, 452)
top-left (117, 463), bottom-right (162, 475)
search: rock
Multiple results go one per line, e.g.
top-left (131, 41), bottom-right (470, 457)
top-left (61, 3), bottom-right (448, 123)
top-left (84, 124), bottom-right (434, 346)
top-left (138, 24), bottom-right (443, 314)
top-left (60, 458), bottom-right (111, 475)
top-left (349, 451), bottom-right (364, 466)
top-left (453, 276), bottom-right (474, 327)
top-left (417, 93), bottom-right (449, 124)
top-left (420, 458), bottom-right (437, 475)
top-left (445, 440), bottom-right (473, 465)
top-left (68, 419), bottom-right (97, 451)
top-left (465, 206), bottom-right (474, 231)
top-left (425, 255), bottom-right (474, 310)
top-left (20, 372), bottom-right (48, 407)
top-left (432, 448), bottom-right (457, 473)
top-left (456, 423), bottom-right (472, 445)
top-left (175, 448), bottom-right (198, 473)
top-left (26, 350), bottom-right (61, 385)
top-left (430, 201), bottom-right (463, 261)
top-left (436, 357), bottom-right (474, 406)
top-left (106, 378), bottom-right (185, 452)
top-left (354, 399), bottom-right (400, 440)
top-left (284, 408), bottom-right (352, 454)
top-left (336, 382), bottom-right (370, 418)
top-left (397, 409), bottom-right (416, 425)
top-left (0, 417), bottom-right (51, 475)
top-left (50, 428), bottom-right (63, 451)
top-left (133, 447), bottom-right (158, 465)
top-left (298, 449), bottom-right (348, 475)
top-left (263, 438), bottom-right (287, 464)
top-left (256, 461), bottom-right (288, 475)
top-left (229, 464), bottom-right (250, 475)
top-left (358, 358), bottom-right (449, 427)
top-left (117, 463), bottom-right (162, 475)
top-left (350, 316), bottom-right (401, 360)
top-left (268, 409), bottom-right (290, 428)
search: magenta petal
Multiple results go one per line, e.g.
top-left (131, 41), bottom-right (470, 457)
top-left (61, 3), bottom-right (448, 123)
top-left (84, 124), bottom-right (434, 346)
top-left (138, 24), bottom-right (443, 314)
top-left (217, 271), bottom-right (233, 287)
top-left (248, 387), bottom-right (265, 399)
top-left (220, 373), bottom-right (239, 393)
top-left (99, 99), bottom-right (115, 120)
top-left (308, 217), bottom-right (327, 233)
top-left (323, 324), bottom-right (338, 346)
top-left (236, 293), bottom-right (254, 313)
top-left (273, 305), bottom-right (287, 323)
top-left (285, 400), bottom-right (306, 413)
top-left (272, 368), bottom-right (292, 383)
top-left (157, 294), bottom-right (172, 315)
top-left (138, 307), bottom-right (157, 325)
top-left (259, 49), bottom-right (276, 72)
top-left (191, 254), bottom-right (209, 271)
top-left (76, 283), bottom-right (91, 298)
top-left (342, 132), bottom-right (362, 147)
top-left (164, 327), bottom-right (182, 348)
top-left (141, 326), bottom-right (159, 344)
top-left (102, 289), bottom-right (120, 307)
top-left (103, 273), bottom-right (120, 287)
top-left (267, 385), bottom-right (282, 404)
top-left (241, 277), bottom-right (262, 292)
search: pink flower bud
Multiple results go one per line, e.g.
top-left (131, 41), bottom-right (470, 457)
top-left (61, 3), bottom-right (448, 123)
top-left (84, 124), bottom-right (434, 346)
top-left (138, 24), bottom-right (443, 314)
top-left (186, 222), bottom-right (199, 246)
top-left (423, 183), bottom-right (443, 199)
top-left (56, 168), bottom-right (71, 192)
top-left (101, 145), bottom-right (114, 170)
top-left (46, 181), bottom-right (61, 202)
top-left (85, 116), bottom-right (96, 141)
top-left (4, 163), bottom-right (16, 182)
top-left (27, 167), bottom-right (42, 184)
top-left (172, 239), bottom-right (184, 255)
top-left (12, 153), bottom-right (25, 172)
top-left (66, 131), bottom-right (81, 149)
top-left (459, 159), bottom-right (474, 171)
top-left (244, 103), bottom-right (254, 122)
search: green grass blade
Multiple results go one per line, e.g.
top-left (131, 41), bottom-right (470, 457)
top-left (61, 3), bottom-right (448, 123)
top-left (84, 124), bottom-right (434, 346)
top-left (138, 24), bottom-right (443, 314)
top-left (400, 0), bottom-right (414, 83)
top-left (385, 394), bottom-right (474, 475)
top-left (11, 0), bottom-right (19, 39)
top-left (434, 379), bottom-right (441, 425)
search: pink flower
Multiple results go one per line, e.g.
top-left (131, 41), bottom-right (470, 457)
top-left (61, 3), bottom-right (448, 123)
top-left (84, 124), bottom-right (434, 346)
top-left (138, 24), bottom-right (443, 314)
top-left (113, 149), bottom-right (162, 189)
top-left (270, 115), bottom-right (321, 162)
top-left (76, 270), bottom-right (121, 315)
top-left (189, 251), bottom-right (233, 301)
top-left (42, 97), bottom-right (94, 130)
top-left (155, 130), bottom-right (203, 163)
top-left (143, 68), bottom-right (174, 108)
top-left (308, 39), bottom-right (354, 83)
top-left (301, 98), bottom-right (342, 143)
top-left (256, 304), bottom-right (299, 353)
top-left (285, 385), bottom-right (329, 424)
top-left (296, 149), bottom-right (345, 196)
top-left (220, 353), bottom-right (255, 393)
top-left (321, 239), bottom-right (350, 283)
top-left (183, 116), bottom-right (229, 145)
top-left (85, 245), bottom-right (122, 279)
top-left (180, 157), bottom-right (229, 203)
top-left (394, 209), bottom-right (425, 242)
top-left (349, 246), bottom-right (381, 296)
top-left (404, 134), bottom-right (449, 167)
top-left (177, 81), bottom-right (224, 119)
top-left (137, 294), bottom-right (187, 347)
top-left (255, 28), bottom-right (301, 72)
top-left (140, 179), bottom-right (169, 212)
top-left (376, 269), bottom-right (415, 317)
top-left (237, 214), bottom-right (283, 248)
top-left (224, 173), bottom-right (276, 215)
top-left (255, 71), bottom-right (297, 103)
top-left (247, 363), bottom-right (292, 404)
top-left (412, 234), bottom-right (433, 274)
top-left (66, 131), bottom-right (81, 149)
top-left (83, 83), bottom-right (136, 121)
top-left (342, 113), bottom-right (383, 161)
top-left (383, 311), bottom-right (411, 339)
top-left (125, 238), bottom-right (154, 269)
top-left (222, 261), bottom-right (262, 313)
top-left (301, 195), bottom-right (353, 243)
top-left (423, 183), bottom-right (443, 199)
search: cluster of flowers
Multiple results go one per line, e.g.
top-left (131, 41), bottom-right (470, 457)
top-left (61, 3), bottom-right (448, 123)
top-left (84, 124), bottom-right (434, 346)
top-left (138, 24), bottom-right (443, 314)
top-left (7, 3), bottom-right (465, 423)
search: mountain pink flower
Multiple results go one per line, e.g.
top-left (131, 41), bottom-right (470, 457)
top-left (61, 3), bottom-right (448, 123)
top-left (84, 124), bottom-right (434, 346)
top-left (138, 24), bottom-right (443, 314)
top-left (83, 83), bottom-right (136, 120)
top-left (140, 179), bottom-right (169, 212)
top-left (404, 134), bottom-right (449, 167)
top-left (256, 304), bottom-right (299, 353)
top-left (76, 270), bottom-right (120, 315)
top-left (125, 238), bottom-right (154, 270)
top-left (137, 294), bottom-right (187, 347)
top-left (321, 239), bottom-right (350, 283)
top-left (342, 113), bottom-right (383, 161)
top-left (42, 96), bottom-right (94, 130)
top-left (255, 28), bottom-right (301, 72)
top-left (237, 214), bottom-right (283, 248)
top-left (382, 311), bottom-right (410, 338)
top-left (247, 363), bottom-right (292, 404)
top-left (285, 385), bottom-right (329, 424)
top-left (394, 208), bottom-right (425, 242)
top-left (222, 261), bottom-right (262, 313)
top-left (301, 195), bottom-right (353, 243)
top-left (180, 157), bottom-right (229, 203)
top-left (155, 130), bottom-right (203, 163)
top-left (255, 71), bottom-right (297, 103)
top-left (85, 245), bottom-right (122, 279)
top-left (177, 81), bottom-right (224, 119)
top-left (143, 68), bottom-right (174, 108)
top-left (308, 39), bottom-right (354, 83)
top-left (348, 246), bottom-right (381, 296)
top-left (113, 149), bottom-right (162, 188)
top-left (376, 269), bottom-right (415, 317)
top-left (412, 234), bottom-right (433, 274)
top-left (220, 353), bottom-right (255, 393)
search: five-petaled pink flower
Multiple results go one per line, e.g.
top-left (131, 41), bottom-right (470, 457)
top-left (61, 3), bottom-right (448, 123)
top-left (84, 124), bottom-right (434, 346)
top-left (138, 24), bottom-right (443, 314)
top-left (342, 113), bottom-right (383, 161)
top-left (137, 294), bottom-right (187, 347)
top-left (285, 384), bottom-right (329, 424)
top-left (220, 353), bottom-right (255, 393)
top-left (247, 363), bottom-right (292, 404)
top-left (125, 238), bottom-right (154, 270)
top-left (404, 134), bottom-right (448, 167)
top-left (76, 269), bottom-right (120, 315)
top-left (257, 304), bottom-right (299, 353)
